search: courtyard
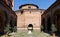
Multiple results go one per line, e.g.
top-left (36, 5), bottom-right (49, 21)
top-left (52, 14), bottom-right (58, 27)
top-left (1, 30), bottom-right (58, 37)
top-left (0, 0), bottom-right (60, 37)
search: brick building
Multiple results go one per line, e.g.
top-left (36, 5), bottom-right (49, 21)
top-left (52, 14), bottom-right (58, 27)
top-left (15, 4), bottom-right (45, 31)
top-left (0, 0), bottom-right (17, 35)
top-left (41, 0), bottom-right (60, 33)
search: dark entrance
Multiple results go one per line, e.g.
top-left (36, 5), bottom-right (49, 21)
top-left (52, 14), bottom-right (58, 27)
top-left (0, 16), bottom-right (4, 35)
top-left (41, 18), bottom-right (45, 32)
top-left (28, 24), bottom-right (33, 31)
top-left (47, 17), bottom-right (51, 32)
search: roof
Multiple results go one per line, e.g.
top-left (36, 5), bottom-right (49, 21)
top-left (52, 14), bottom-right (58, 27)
top-left (19, 4), bottom-right (39, 9)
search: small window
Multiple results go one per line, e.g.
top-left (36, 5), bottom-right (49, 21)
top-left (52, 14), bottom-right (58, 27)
top-left (28, 6), bottom-right (31, 8)
top-left (21, 11), bottom-right (23, 14)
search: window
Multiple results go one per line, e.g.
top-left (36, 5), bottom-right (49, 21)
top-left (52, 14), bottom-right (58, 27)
top-left (21, 11), bottom-right (23, 14)
top-left (28, 6), bottom-right (31, 9)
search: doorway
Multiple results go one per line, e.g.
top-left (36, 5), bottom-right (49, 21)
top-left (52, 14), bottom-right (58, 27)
top-left (28, 24), bottom-right (33, 31)
top-left (47, 17), bottom-right (51, 32)
top-left (0, 16), bottom-right (4, 35)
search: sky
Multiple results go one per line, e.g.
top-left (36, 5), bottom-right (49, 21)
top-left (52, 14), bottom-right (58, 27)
top-left (14, 0), bottom-right (56, 11)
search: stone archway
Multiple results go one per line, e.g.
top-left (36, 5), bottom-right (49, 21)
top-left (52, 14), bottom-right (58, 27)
top-left (28, 24), bottom-right (33, 31)
top-left (54, 9), bottom-right (60, 32)
top-left (47, 16), bottom-right (51, 32)
top-left (0, 10), bottom-right (5, 35)
top-left (0, 10), bottom-right (11, 34)
top-left (41, 18), bottom-right (45, 32)
top-left (10, 16), bottom-right (14, 32)
top-left (0, 16), bottom-right (4, 34)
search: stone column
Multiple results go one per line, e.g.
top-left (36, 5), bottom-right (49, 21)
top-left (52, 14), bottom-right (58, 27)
top-left (12, 0), bottom-right (14, 10)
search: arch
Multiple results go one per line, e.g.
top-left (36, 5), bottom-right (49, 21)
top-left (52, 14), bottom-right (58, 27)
top-left (0, 10), bottom-right (8, 24)
top-left (0, 16), bottom-right (4, 34)
top-left (28, 24), bottom-right (33, 31)
top-left (28, 24), bottom-right (33, 27)
top-left (0, 10), bottom-right (5, 35)
top-left (41, 18), bottom-right (45, 32)
top-left (4, 11), bottom-right (8, 24)
top-left (10, 16), bottom-right (14, 32)
top-left (53, 9), bottom-right (60, 32)
top-left (0, 10), bottom-right (9, 35)
top-left (54, 9), bottom-right (60, 15)
top-left (47, 16), bottom-right (51, 32)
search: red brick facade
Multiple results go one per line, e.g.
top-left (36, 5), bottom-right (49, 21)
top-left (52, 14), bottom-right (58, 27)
top-left (15, 4), bottom-right (45, 31)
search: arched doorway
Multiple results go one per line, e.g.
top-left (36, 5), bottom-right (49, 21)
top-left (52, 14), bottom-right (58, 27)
top-left (10, 17), bottom-right (14, 32)
top-left (0, 10), bottom-right (6, 35)
top-left (54, 9), bottom-right (60, 32)
top-left (47, 17), bottom-right (51, 32)
top-left (41, 18), bottom-right (45, 32)
top-left (28, 24), bottom-right (33, 31)
top-left (0, 16), bottom-right (4, 34)
top-left (0, 15), bottom-right (5, 35)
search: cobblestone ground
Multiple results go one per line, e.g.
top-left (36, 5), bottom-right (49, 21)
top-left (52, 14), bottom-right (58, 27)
top-left (1, 30), bottom-right (58, 37)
